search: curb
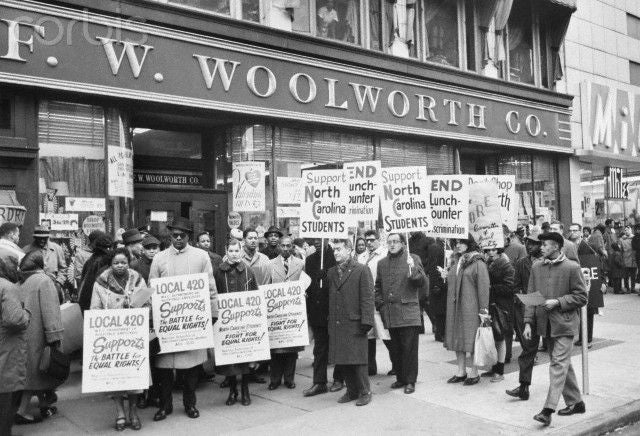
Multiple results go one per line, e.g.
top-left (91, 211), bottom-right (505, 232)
top-left (545, 400), bottom-right (640, 436)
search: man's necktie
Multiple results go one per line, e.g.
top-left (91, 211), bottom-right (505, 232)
top-left (284, 258), bottom-right (289, 275)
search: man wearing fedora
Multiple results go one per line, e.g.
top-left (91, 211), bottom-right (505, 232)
top-left (122, 228), bottom-right (144, 262)
top-left (149, 217), bottom-right (218, 421)
top-left (506, 226), bottom-right (543, 401)
top-left (261, 226), bottom-right (283, 260)
top-left (524, 231), bottom-right (587, 426)
top-left (23, 225), bottom-right (66, 294)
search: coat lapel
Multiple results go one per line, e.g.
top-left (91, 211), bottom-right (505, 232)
top-left (336, 259), bottom-right (356, 290)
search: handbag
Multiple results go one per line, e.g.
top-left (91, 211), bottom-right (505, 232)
top-left (39, 345), bottom-right (70, 382)
top-left (473, 317), bottom-right (498, 368)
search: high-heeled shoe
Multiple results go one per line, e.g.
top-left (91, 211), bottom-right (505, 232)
top-left (241, 378), bottom-right (251, 406)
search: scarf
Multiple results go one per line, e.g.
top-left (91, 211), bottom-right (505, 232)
top-left (543, 253), bottom-right (566, 265)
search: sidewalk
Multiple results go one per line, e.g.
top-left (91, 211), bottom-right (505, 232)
top-left (17, 293), bottom-right (640, 435)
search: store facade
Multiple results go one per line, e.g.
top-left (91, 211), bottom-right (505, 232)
top-left (0, 0), bottom-right (576, 246)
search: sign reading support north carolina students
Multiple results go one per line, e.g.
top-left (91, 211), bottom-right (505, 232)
top-left (380, 166), bottom-right (430, 233)
top-left (149, 273), bottom-right (214, 354)
top-left (300, 169), bottom-right (350, 238)
top-left (343, 161), bottom-right (382, 221)
top-left (82, 308), bottom-right (149, 393)
top-left (260, 281), bottom-right (309, 349)
top-left (213, 290), bottom-right (271, 365)
top-left (426, 175), bottom-right (469, 238)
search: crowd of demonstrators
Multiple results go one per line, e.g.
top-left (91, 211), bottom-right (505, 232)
top-left (6, 213), bottom-right (638, 431)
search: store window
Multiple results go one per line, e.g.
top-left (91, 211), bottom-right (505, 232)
top-left (497, 154), bottom-right (534, 227)
top-left (316, 0), bottom-right (361, 44)
top-left (424, 0), bottom-right (459, 67)
top-left (630, 61), bottom-right (640, 87)
top-left (150, 0), bottom-right (232, 16)
top-left (368, 0), bottom-right (418, 57)
top-left (506, 0), bottom-right (534, 85)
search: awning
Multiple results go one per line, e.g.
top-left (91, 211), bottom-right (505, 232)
top-left (544, 0), bottom-right (577, 11)
top-left (575, 150), bottom-right (640, 170)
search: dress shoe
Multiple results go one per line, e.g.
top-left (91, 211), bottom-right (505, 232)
top-left (533, 409), bottom-right (553, 426)
top-left (14, 414), bottom-right (43, 425)
top-left (226, 388), bottom-right (239, 406)
top-left (40, 406), bottom-right (58, 418)
top-left (241, 381), bottom-right (251, 406)
top-left (480, 371), bottom-right (495, 377)
top-left (284, 381), bottom-right (296, 389)
top-left (390, 381), bottom-right (406, 389)
top-left (268, 382), bottom-right (280, 390)
top-left (490, 374), bottom-right (504, 383)
top-left (404, 383), bottom-right (415, 394)
top-left (558, 401), bottom-right (586, 416)
top-left (185, 406), bottom-right (199, 419)
top-left (446, 374), bottom-right (467, 383)
top-left (153, 406), bottom-right (173, 422)
top-left (463, 376), bottom-right (480, 386)
top-left (303, 383), bottom-right (328, 397)
top-left (387, 369), bottom-right (396, 376)
top-left (329, 381), bottom-right (344, 392)
top-left (337, 392), bottom-right (358, 403)
top-left (356, 392), bottom-right (372, 406)
top-left (505, 385), bottom-right (529, 400)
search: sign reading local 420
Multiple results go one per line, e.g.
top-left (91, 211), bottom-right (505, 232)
top-left (0, 2), bottom-right (569, 152)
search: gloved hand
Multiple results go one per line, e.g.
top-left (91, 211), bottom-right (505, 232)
top-left (359, 324), bottom-right (372, 335)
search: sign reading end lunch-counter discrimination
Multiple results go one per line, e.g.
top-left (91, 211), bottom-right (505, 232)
top-left (150, 273), bottom-right (214, 354)
top-left (261, 281), bottom-right (309, 349)
top-left (214, 290), bottom-right (271, 365)
top-left (82, 308), bottom-right (149, 393)
top-left (300, 168), bottom-right (350, 238)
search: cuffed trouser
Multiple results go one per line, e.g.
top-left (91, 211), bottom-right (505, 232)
top-left (157, 367), bottom-right (199, 409)
top-left (544, 336), bottom-right (582, 410)
top-left (338, 364), bottom-right (370, 397)
top-left (0, 391), bottom-right (21, 436)
top-left (513, 301), bottom-right (540, 385)
top-left (270, 352), bottom-right (298, 384)
top-left (311, 326), bottom-right (343, 384)
top-left (389, 326), bottom-right (419, 384)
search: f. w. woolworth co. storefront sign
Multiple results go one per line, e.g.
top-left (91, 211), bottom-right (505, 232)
top-left (0, 1), bottom-right (571, 151)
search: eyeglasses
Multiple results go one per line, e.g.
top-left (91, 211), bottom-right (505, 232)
top-left (569, 229), bottom-right (581, 232)
top-left (365, 238), bottom-right (376, 242)
top-left (387, 239), bottom-right (403, 245)
top-left (171, 232), bottom-right (187, 240)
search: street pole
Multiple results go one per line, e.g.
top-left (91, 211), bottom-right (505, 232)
top-left (581, 305), bottom-right (589, 395)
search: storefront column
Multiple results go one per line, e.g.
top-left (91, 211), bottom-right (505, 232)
top-left (568, 157), bottom-right (582, 225)
top-left (557, 155), bottom-right (573, 225)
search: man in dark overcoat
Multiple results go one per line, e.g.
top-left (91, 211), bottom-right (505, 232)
top-left (328, 238), bottom-right (374, 406)
top-left (302, 239), bottom-right (343, 397)
top-left (375, 233), bottom-right (427, 394)
top-left (524, 232), bottom-right (587, 426)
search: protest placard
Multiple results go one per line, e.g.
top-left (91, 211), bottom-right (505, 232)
top-left (468, 181), bottom-right (504, 249)
top-left (65, 197), bottom-right (106, 212)
top-left (82, 308), bottom-right (149, 393)
top-left (149, 273), bottom-right (214, 354)
top-left (426, 175), bottom-right (469, 239)
top-left (232, 161), bottom-right (266, 212)
top-left (344, 161), bottom-right (382, 221)
top-left (300, 169), bottom-right (349, 238)
top-left (40, 213), bottom-right (79, 231)
top-left (468, 175), bottom-right (517, 232)
top-left (380, 166), bottom-right (430, 233)
top-left (277, 177), bottom-right (303, 205)
top-left (213, 290), bottom-right (271, 365)
top-left (260, 281), bottom-right (309, 349)
top-left (107, 146), bottom-right (133, 199)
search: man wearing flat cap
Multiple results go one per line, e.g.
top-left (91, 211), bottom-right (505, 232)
top-left (149, 217), bottom-right (218, 421)
top-left (524, 231), bottom-right (587, 426)
top-left (131, 235), bottom-right (160, 283)
top-left (261, 225), bottom-right (283, 260)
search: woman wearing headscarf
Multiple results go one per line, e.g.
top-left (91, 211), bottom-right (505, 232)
top-left (0, 258), bottom-right (30, 435)
top-left (444, 235), bottom-right (490, 386)
top-left (15, 251), bottom-right (64, 424)
top-left (214, 239), bottom-right (258, 406)
top-left (78, 233), bottom-right (114, 312)
top-left (90, 247), bottom-right (149, 431)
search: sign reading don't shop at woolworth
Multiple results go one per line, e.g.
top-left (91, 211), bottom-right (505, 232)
top-left (150, 273), bottom-right (214, 354)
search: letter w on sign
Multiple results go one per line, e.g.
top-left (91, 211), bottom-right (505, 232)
top-left (96, 37), bottom-right (153, 78)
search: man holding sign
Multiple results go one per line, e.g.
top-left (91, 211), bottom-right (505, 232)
top-left (149, 218), bottom-right (218, 421)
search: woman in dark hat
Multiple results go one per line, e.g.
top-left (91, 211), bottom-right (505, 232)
top-left (78, 234), bottom-right (114, 312)
top-left (444, 234), bottom-right (490, 386)
top-left (214, 239), bottom-right (258, 406)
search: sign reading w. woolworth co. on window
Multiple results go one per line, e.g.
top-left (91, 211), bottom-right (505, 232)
top-left (0, 1), bottom-right (570, 151)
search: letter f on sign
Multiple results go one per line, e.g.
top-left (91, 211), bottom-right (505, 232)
top-left (96, 37), bottom-right (153, 78)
